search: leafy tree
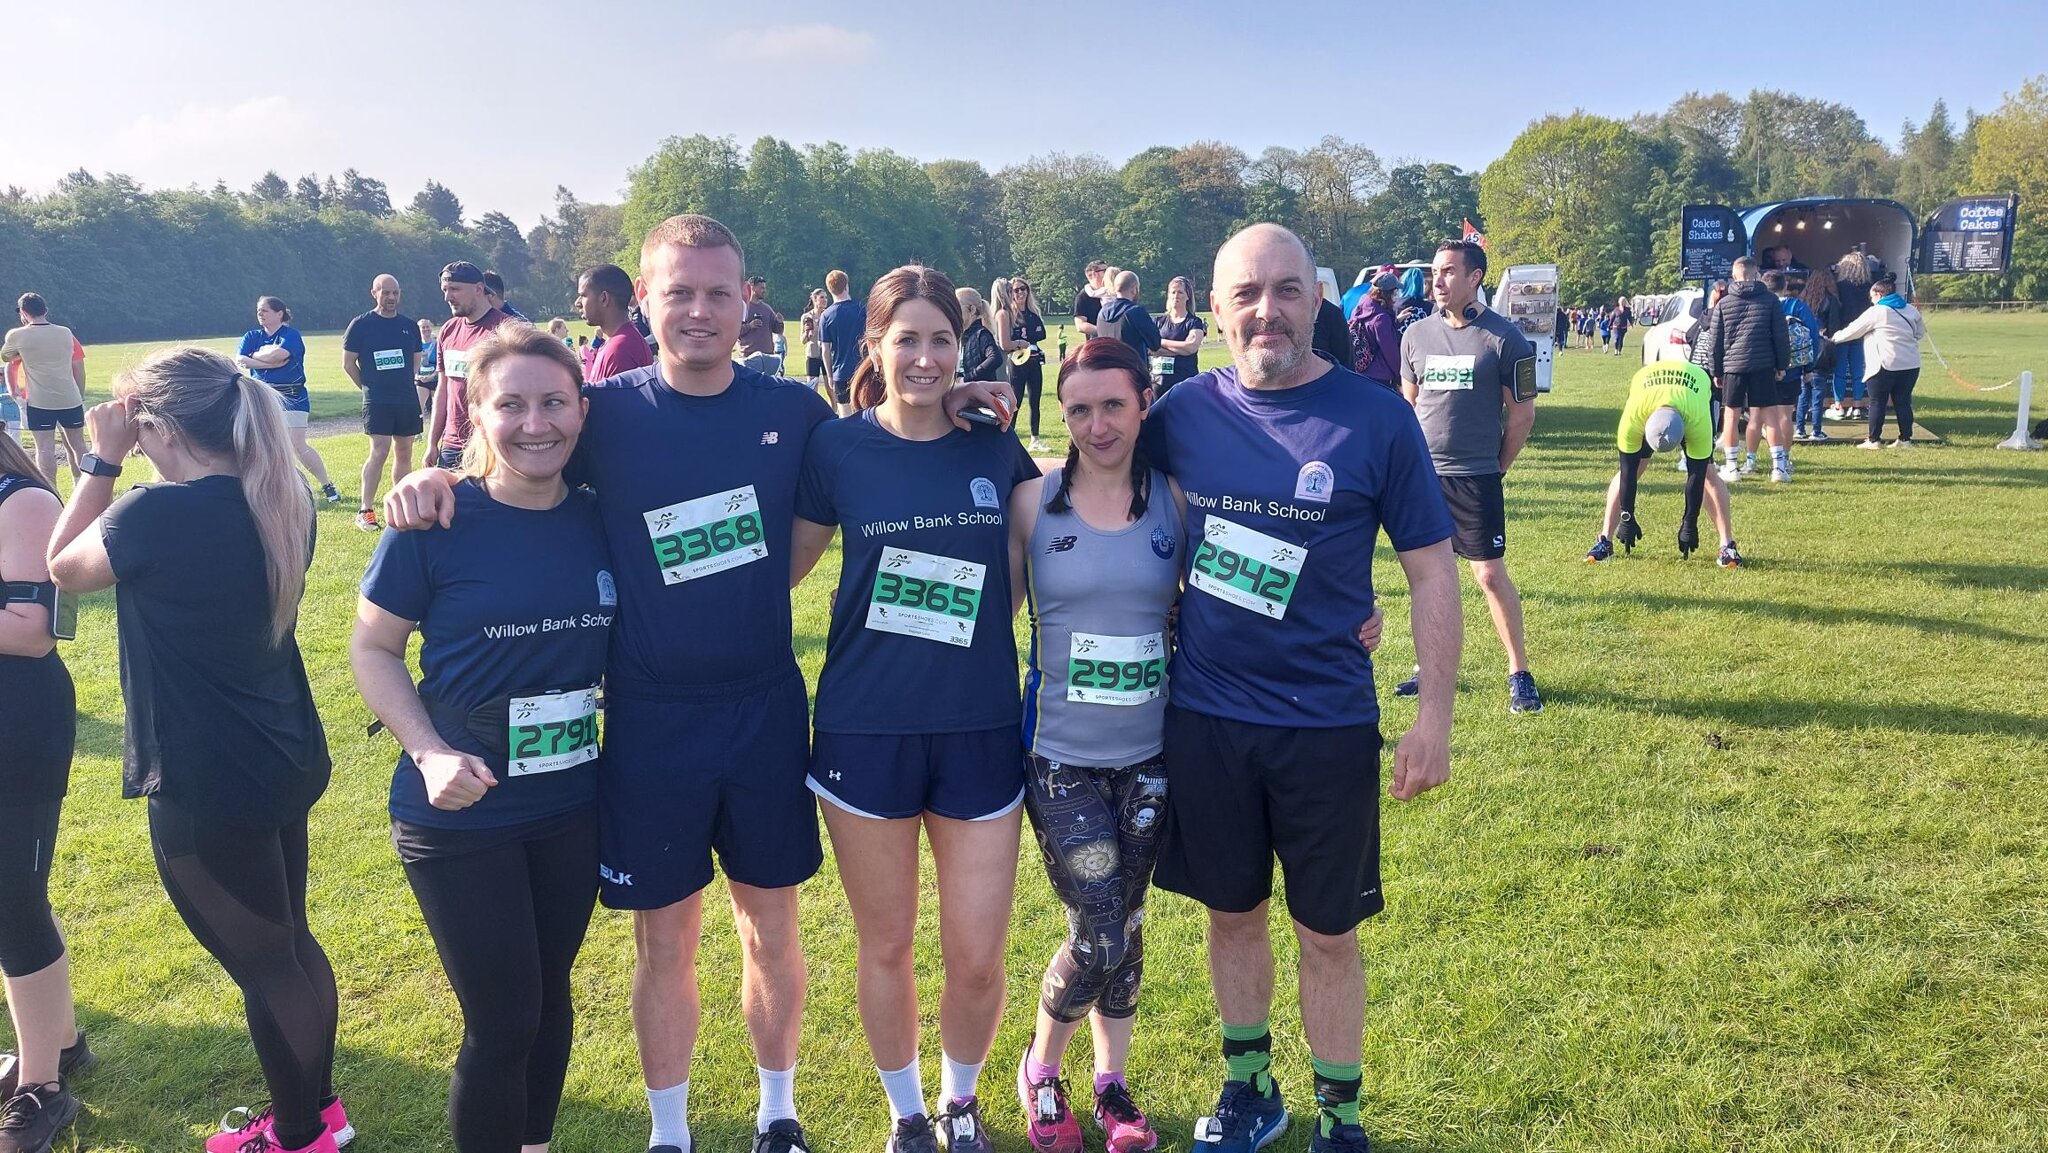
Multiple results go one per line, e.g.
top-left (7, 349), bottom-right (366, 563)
top-left (999, 153), bottom-right (1124, 308)
top-left (1358, 163), bottom-right (1480, 267)
top-left (409, 180), bottom-right (464, 230)
top-left (250, 171), bottom-right (290, 202)
top-left (1105, 147), bottom-right (1199, 295)
top-left (1895, 100), bottom-right (1963, 213)
top-left (1479, 113), bottom-right (1657, 297)
top-left (621, 134), bottom-right (747, 259)
top-left (926, 159), bottom-right (1010, 287)
top-left (473, 210), bottom-right (532, 290)
top-left (339, 169), bottom-right (393, 217)
top-left (1966, 76), bottom-right (2048, 299)
top-left (293, 174), bottom-right (325, 210)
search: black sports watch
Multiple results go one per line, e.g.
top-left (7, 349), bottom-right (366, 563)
top-left (79, 453), bottom-right (123, 478)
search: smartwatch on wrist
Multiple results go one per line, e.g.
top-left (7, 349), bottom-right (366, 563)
top-left (79, 453), bottom-right (123, 478)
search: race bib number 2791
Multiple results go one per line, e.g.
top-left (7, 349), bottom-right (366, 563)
top-left (1189, 517), bottom-right (1304, 619)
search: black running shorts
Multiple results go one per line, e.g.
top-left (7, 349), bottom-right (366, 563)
top-left (1154, 706), bottom-right (1384, 936)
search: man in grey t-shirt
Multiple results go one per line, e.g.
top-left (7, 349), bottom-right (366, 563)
top-left (1398, 239), bottom-right (1544, 714)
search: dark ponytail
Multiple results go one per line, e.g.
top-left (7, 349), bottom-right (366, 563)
top-left (1044, 337), bottom-right (1152, 521)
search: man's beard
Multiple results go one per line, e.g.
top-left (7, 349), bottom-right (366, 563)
top-left (1237, 323), bottom-right (1304, 383)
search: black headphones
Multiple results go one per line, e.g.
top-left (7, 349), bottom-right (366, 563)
top-left (1463, 304), bottom-right (1480, 321)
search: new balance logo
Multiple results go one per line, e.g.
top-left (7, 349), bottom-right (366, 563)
top-left (760, 431), bottom-right (780, 445)
top-left (1045, 535), bottom-right (1078, 553)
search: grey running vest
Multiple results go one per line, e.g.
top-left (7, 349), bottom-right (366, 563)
top-left (1023, 468), bottom-right (1182, 767)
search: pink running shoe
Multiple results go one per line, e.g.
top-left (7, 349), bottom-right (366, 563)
top-left (1093, 1081), bottom-right (1158, 1153)
top-left (206, 1098), bottom-right (354, 1152)
top-left (1016, 1053), bottom-right (1083, 1153)
top-left (207, 1127), bottom-right (339, 1153)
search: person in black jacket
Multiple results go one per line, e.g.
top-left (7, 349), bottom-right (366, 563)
top-left (1705, 256), bottom-right (1790, 480)
top-left (955, 287), bottom-right (1006, 382)
top-left (1312, 295), bottom-right (1353, 368)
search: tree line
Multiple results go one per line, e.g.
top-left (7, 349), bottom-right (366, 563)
top-left (3, 78), bottom-right (2041, 344)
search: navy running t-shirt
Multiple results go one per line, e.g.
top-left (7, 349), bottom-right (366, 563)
top-left (570, 362), bottom-right (832, 689)
top-left (342, 310), bottom-right (423, 406)
top-left (1139, 362), bottom-right (1452, 728)
top-left (361, 481), bottom-right (613, 829)
top-left (819, 300), bottom-right (867, 385)
top-left (797, 413), bottom-right (1040, 735)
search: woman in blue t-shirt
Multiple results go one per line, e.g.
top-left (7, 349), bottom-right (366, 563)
top-left (237, 296), bottom-right (342, 505)
top-left (792, 266), bottom-right (1040, 1153)
top-left (351, 326), bottom-right (610, 1153)
top-left (415, 316), bottom-right (440, 419)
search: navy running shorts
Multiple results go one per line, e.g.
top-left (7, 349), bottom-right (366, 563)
top-left (1154, 705), bottom-right (1385, 936)
top-left (597, 668), bottom-right (822, 910)
top-left (809, 726), bottom-right (1025, 822)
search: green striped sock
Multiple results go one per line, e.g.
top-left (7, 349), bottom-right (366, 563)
top-left (1221, 1021), bottom-right (1274, 1096)
top-left (1312, 1057), bottom-right (1362, 1135)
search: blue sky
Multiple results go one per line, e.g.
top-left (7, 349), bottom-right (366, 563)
top-left (10, 1), bottom-right (2043, 226)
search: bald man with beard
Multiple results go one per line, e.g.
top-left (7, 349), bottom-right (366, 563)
top-left (1137, 223), bottom-right (1462, 1153)
top-left (342, 273), bottom-right (424, 531)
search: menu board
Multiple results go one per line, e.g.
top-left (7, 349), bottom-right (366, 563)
top-left (1495, 264), bottom-right (1559, 394)
top-left (1680, 204), bottom-right (1747, 281)
top-left (1922, 195), bottom-right (2018, 274)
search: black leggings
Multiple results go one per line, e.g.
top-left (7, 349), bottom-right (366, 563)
top-left (149, 796), bottom-right (337, 1148)
top-left (399, 810), bottom-right (598, 1152)
top-left (1022, 754), bottom-right (1167, 1023)
top-left (1867, 366), bottom-right (1919, 442)
top-left (1012, 360), bottom-right (1044, 437)
top-left (0, 801), bottom-right (65, 978)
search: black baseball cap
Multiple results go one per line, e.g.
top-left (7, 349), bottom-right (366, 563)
top-left (440, 261), bottom-right (485, 285)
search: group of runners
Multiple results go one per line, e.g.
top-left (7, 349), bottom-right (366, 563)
top-left (0, 205), bottom-right (1765, 1153)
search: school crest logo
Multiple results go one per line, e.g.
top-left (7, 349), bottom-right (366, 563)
top-left (1294, 461), bottom-right (1334, 503)
top-left (970, 477), bottom-right (999, 509)
top-left (596, 570), bottom-right (617, 606)
top-left (1149, 527), bottom-right (1176, 559)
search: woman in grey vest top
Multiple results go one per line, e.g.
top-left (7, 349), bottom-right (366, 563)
top-left (1007, 339), bottom-right (1181, 1153)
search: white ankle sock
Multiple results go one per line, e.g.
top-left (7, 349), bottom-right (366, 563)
top-left (758, 1064), bottom-right (797, 1130)
top-left (939, 1051), bottom-right (985, 1104)
top-left (879, 1057), bottom-right (926, 1121)
top-left (649, 1080), bottom-right (690, 1149)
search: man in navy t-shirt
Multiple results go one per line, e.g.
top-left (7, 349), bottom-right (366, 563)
top-left (342, 274), bottom-right (424, 532)
top-left (1139, 223), bottom-right (1462, 1153)
top-left (817, 268), bottom-right (865, 417)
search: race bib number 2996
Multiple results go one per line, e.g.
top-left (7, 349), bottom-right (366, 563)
top-left (1189, 517), bottom-right (1304, 619)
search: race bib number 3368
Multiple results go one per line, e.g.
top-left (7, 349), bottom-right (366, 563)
top-left (644, 486), bottom-right (769, 585)
top-left (1189, 517), bottom-right (1304, 619)
top-left (867, 548), bottom-right (985, 646)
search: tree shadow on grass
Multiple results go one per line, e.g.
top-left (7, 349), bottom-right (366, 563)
top-left (1792, 557), bottom-right (2048, 594)
top-left (1558, 684), bottom-right (2045, 742)
top-left (1541, 588), bottom-right (2039, 645)
top-left (54, 1007), bottom-right (655, 1151)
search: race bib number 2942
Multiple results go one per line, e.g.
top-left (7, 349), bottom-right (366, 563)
top-left (1189, 517), bottom-right (1304, 619)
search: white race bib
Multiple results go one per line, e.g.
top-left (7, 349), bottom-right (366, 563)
top-left (1188, 517), bottom-right (1304, 620)
top-left (372, 348), bottom-right (406, 373)
top-left (506, 687), bottom-right (600, 777)
top-left (643, 486), bottom-right (768, 585)
top-left (866, 547), bottom-right (985, 646)
top-left (1067, 631), bottom-right (1167, 705)
top-left (443, 347), bottom-right (471, 381)
top-left (1420, 353), bottom-right (1476, 391)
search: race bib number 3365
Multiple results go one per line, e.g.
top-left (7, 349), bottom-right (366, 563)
top-left (644, 486), bottom-right (769, 585)
top-left (1189, 517), bottom-right (1304, 619)
top-left (507, 688), bottom-right (600, 777)
top-left (867, 548), bottom-right (985, 646)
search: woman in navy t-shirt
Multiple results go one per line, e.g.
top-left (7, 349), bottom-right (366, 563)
top-left (237, 295), bottom-right (342, 504)
top-left (792, 266), bottom-right (1040, 1152)
top-left (352, 326), bottom-right (610, 1153)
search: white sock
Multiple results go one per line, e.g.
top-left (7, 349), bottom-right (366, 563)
top-left (758, 1064), bottom-right (797, 1131)
top-left (1724, 446), bottom-right (1739, 465)
top-left (1772, 446), bottom-right (1789, 467)
top-left (939, 1051), bottom-right (985, 1104)
top-left (649, 1081), bottom-right (690, 1150)
top-left (879, 1057), bottom-right (926, 1121)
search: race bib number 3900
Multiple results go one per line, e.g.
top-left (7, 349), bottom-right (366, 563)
top-left (1068, 631), bottom-right (1166, 705)
top-left (372, 348), bottom-right (406, 373)
top-left (867, 548), bottom-right (985, 646)
top-left (1189, 517), bottom-right (1304, 619)
top-left (507, 687), bottom-right (600, 777)
top-left (644, 486), bottom-right (769, 585)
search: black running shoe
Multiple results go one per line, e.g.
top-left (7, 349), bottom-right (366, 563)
top-left (0, 1033), bottom-right (92, 1100)
top-left (889, 1113), bottom-right (941, 1153)
top-left (756, 1119), bottom-right (812, 1153)
top-left (0, 1083), bottom-right (79, 1153)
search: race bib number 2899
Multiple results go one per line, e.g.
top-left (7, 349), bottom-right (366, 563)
top-left (1189, 517), bottom-right (1304, 619)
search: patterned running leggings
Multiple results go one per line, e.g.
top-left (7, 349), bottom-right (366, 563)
top-left (1022, 753), bottom-right (1168, 1023)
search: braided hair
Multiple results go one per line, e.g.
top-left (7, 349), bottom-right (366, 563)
top-left (1045, 337), bottom-right (1152, 522)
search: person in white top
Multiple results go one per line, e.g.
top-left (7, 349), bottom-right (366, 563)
top-left (1828, 273), bottom-right (1926, 449)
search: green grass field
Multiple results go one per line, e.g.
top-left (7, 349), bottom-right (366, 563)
top-left (15, 314), bottom-right (2048, 1151)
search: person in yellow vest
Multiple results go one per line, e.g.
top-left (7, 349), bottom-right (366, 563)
top-left (1586, 361), bottom-right (1741, 568)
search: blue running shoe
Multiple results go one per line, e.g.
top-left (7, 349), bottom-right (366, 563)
top-left (1392, 668), bottom-right (1420, 697)
top-left (1585, 536), bottom-right (1613, 563)
top-left (1308, 1122), bottom-right (1371, 1153)
top-left (1192, 1079), bottom-right (1289, 1153)
top-left (1508, 671), bottom-right (1544, 715)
